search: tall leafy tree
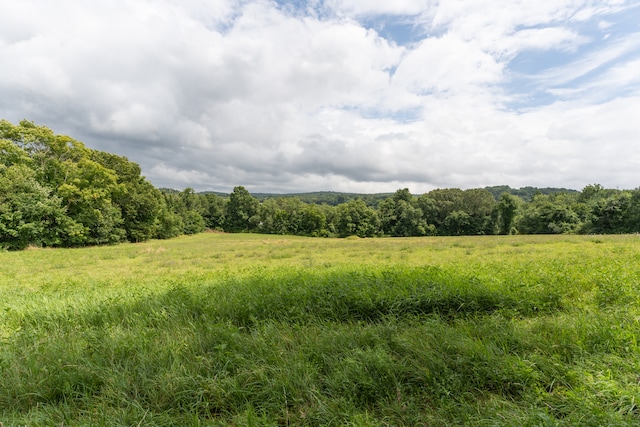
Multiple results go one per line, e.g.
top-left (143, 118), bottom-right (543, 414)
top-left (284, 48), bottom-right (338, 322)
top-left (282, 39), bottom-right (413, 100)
top-left (517, 194), bottom-right (581, 234)
top-left (589, 192), bottom-right (632, 234)
top-left (174, 188), bottom-right (206, 234)
top-left (201, 193), bottom-right (227, 230)
top-left (224, 186), bottom-right (260, 233)
top-left (459, 188), bottom-right (496, 235)
top-left (1, 119), bottom-right (128, 245)
top-left (0, 165), bottom-right (83, 249)
top-left (299, 203), bottom-right (328, 236)
top-left (56, 158), bottom-right (126, 244)
top-left (418, 188), bottom-right (464, 234)
top-left (335, 199), bottom-right (379, 237)
top-left (379, 189), bottom-right (431, 236)
top-left (255, 198), bottom-right (282, 234)
top-left (418, 188), bottom-right (495, 235)
top-left (497, 193), bottom-right (519, 235)
top-left (155, 193), bottom-right (185, 239)
top-left (624, 189), bottom-right (640, 233)
top-left (2, 120), bottom-right (88, 188)
top-left (90, 151), bottom-right (163, 242)
top-left (0, 139), bottom-right (32, 169)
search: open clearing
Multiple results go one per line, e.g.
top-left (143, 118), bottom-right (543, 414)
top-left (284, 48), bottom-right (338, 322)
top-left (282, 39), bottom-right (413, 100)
top-left (1, 234), bottom-right (640, 426)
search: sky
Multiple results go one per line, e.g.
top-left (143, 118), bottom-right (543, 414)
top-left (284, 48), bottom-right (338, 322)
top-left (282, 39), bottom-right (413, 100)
top-left (1, 0), bottom-right (639, 194)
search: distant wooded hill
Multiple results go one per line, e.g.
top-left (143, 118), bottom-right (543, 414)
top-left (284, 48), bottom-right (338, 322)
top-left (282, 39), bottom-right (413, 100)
top-left (189, 187), bottom-right (579, 206)
top-left (484, 186), bottom-right (579, 202)
top-left (194, 191), bottom-right (394, 207)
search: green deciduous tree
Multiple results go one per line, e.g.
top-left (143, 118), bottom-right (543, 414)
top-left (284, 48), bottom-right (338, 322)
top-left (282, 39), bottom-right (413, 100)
top-left (90, 151), bottom-right (163, 242)
top-left (56, 158), bottom-right (126, 244)
top-left (201, 194), bottom-right (227, 230)
top-left (155, 195), bottom-right (185, 239)
top-left (418, 188), bottom-right (464, 232)
top-left (0, 165), bottom-right (83, 249)
top-left (379, 189), bottom-right (431, 236)
top-left (497, 193), bottom-right (519, 235)
top-left (459, 188), bottom-right (496, 235)
top-left (224, 186), bottom-right (260, 233)
top-left (516, 194), bottom-right (581, 234)
top-left (299, 203), bottom-right (328, 236)
top-left (335, 199), bottom-right (379, 237)
top-left (589, 192), bottom-right (632, 234)
top-left (418, 188), bottom-right (495, 235)
top-left (625, 189), bottom-right (640, 233)
top-left (178, 188), bottom-right (206, 234)
top-left (0, 139), bottom-right (32, 169)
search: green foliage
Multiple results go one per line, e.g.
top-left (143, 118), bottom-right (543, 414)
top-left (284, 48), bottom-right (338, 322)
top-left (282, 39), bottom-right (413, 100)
top-left (485, 185), bottom-right (579, 202)
top-left (224, 186), bottom-right (260, 232)
top-left (154, 204), bottom-right (184, 239)
top-left (91, 151), bottom-right (164, 242)
top-left (299, 203), bottom-right (328, 236)
top-left (0, 138), bottom-right (32, 169)
top-left (589, 192), bottom-right (634, 234)
top-left (497, 193), bottom-right (519, 234)
top-left (379, 189), bottom-right (431, 237)
top-left (0, 120), bottom-right (167, 248)
top-left (418, 188), bottom-right (495, 235)
top-left (56, 157), bottom-right (127, 245)
top-left (517, 194), bottom-right (581, 234)
top-left (201, 193), bottom-right (227, 230)
top-left (460, 188), bottom-right (496, 234)
top-left (625, 189), bottom-right (640, 232)
top-left (178, 188), bottom-right (206, 234)
top-left (418, 188), bottom-right (465, 230)
top-left (256, 197), bottom-right (305, 235)
top-left (0, 165), bottom-right (83, 249)
top-left (255, 191), bottom-right (393, 207)
top-left (335, 199), bottom-right (380, 237)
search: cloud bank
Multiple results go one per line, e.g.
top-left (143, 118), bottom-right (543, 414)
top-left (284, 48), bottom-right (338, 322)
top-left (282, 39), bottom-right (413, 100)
top-left (1, 0), bottom-right (639, 193)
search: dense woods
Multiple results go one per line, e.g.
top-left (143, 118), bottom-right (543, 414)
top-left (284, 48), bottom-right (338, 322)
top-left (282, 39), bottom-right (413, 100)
top-left (1, 120), bottom-right (639, 249)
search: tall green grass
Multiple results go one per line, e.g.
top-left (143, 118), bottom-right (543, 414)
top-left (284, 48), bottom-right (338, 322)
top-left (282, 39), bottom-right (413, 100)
top-left (1, 234), bottom-right (640, 425)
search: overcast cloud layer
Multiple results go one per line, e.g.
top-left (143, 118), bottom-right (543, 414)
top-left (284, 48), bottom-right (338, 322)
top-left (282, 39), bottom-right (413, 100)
top-left (1, 0), bottom-right (639, 193)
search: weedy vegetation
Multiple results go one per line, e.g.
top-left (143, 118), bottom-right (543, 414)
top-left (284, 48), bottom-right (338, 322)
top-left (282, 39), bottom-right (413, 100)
top-left (1, 233), bottom-right (640, 426)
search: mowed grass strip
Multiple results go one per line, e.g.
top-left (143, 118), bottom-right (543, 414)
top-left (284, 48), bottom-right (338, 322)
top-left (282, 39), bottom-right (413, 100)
top-left (1, 234), bottom-right (640, 426)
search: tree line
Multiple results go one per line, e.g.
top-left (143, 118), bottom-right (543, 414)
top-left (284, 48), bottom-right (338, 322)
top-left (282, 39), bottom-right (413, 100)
top-left (1, 120), bottom-right (639, 250)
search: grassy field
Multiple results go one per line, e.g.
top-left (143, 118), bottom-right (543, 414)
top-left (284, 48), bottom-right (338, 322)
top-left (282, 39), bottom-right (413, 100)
top-left (1, 233), bottom-right (640, 426)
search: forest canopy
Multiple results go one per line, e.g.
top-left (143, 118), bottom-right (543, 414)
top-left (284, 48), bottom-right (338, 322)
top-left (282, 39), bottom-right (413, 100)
top-left (1, 119), bottom-right (639, 250)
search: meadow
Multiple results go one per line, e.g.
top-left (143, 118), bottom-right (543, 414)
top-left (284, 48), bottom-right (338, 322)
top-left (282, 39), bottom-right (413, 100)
top-left (1, 233), bottom-right (640, 426)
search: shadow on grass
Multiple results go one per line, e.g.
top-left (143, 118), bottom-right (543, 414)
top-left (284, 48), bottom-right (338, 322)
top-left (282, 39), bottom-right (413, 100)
top-left (10, 268), bottom-right (640, 426)
top-left (88, 266), bottom-right (563, 329)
